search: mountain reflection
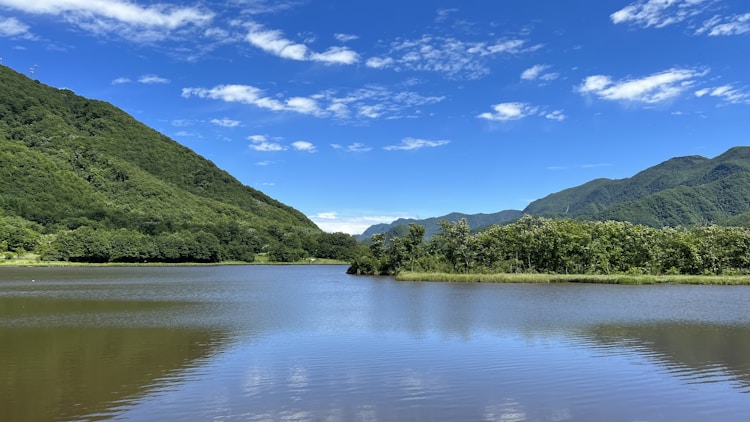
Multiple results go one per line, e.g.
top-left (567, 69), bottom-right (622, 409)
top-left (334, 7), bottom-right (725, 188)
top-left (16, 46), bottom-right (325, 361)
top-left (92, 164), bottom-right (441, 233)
top-left (0, 303), bottom-right (229, 422)
top-left (583, 323), bottom-right (750, 393)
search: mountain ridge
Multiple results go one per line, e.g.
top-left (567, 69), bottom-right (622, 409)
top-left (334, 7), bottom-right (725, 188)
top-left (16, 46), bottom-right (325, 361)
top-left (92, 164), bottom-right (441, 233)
top-left (360, 146), bottom-right (750, 238)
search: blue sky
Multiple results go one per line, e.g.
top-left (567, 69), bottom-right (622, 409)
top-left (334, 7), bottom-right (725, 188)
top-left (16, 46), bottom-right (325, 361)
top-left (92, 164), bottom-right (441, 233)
top-left (1, 0), bottom-right (749, 234)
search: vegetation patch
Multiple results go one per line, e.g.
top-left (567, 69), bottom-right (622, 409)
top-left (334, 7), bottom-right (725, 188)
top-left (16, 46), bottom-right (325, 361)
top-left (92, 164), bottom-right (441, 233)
top-left (349, 217), bottom-right (750, 278)
top-left (396, 272), bottom-right (750, 285)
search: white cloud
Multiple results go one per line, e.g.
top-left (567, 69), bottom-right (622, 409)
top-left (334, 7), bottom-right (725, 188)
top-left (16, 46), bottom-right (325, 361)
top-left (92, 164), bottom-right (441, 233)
top-left (521, 64), bottom-right (548, 80)
top-left (696, 13), bottom-right (750, 36)
top-left (577, 68), bottom-right (707, 104)
top-left (332, 143), bottom-right (372, 152)
top-left (111, 77), bottom-right (131, 85)
top-left (246, 27), bottom-right (308, 60)
top-left (384, 137), bottom-right (450, 151)
top-left (246, 24), bottom-right (359, 64)
top-left (694, 85), bottom-right (750, 104)
top-left (235, 0), bottom-right (299, 16)
top-left (248, 134), bottom-right (287, 152)
top-left (0, 16), bottom-right (30, 37)
top-left (346, 143), bottom-right (372, 152)
top-left (545, 110), bottom-right (566, 121)
top-left (309, 212), bottom-right (410, 235)
top-left (310, 46), bottom-right (360, 64)
top-left (182, 84), bottom-right (285, 111)
top-left (478, 102), bottom-right (539, 121)
top-left (285, 97), bottom-right (323, 116)
top-left (0, 0), bottom-right (213, 41)
top-left (292, 141), bottom-right (316, 152)
top-left (365, 56), bottom-right (395, 69)
top-left (139, 74), bottom-right (170, 84)
top-left (370, 34), bottom-right (541, 80)
top-left (334, 33), bottom-right (358, 42)
top-left (610, 0), bottom-right (711, 28)
top-left (183, 83), bottom-right (444, 121)
top-left (211, 118), bottom-right (241, 127)
top-left (521, 64), bottom-right (559, 82)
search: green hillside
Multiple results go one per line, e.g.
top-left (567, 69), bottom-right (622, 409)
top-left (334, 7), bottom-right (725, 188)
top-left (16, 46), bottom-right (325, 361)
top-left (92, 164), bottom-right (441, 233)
top-left (0, 65), bottom-right (355, 263)
top-left (524, 147), bottom-right (750, 226)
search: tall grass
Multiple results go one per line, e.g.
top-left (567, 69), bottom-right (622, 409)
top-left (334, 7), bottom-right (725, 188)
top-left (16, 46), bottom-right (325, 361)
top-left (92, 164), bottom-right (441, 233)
top-left (395, 272), bottom-right (750, 285)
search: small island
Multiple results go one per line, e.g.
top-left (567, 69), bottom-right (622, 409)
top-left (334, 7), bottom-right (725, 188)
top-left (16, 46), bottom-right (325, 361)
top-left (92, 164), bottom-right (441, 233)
top-left (347, 217), bottom-right (750, 284)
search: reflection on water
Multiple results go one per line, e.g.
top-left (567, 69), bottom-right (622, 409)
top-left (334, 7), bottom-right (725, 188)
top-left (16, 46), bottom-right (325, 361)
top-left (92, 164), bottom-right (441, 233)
top-left (0, 326), bottom-right (225, 421)
top-left (2, 266), bottom-right (750, 421)
top-left (585, 323), bottom-right (750, 393)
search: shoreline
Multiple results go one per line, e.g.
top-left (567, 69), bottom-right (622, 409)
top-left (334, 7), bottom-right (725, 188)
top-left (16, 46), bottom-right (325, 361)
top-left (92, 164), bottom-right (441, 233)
top-left (0, 257), bottom-right (348, 268)
top-left (395, 272), bottom-right (750, 285)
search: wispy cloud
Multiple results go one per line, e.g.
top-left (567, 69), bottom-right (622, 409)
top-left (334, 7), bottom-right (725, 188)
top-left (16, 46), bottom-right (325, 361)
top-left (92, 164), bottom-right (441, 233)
top-left (545, 110), bottom-right (566, 121)
top-left (139, 74), bottom-right (170, 84)
top-left (695, 85), bottom-right (750, 104)
top-left (246, 24), bottom-right (360, 64)
top-left (577, 67), bottom-right (707, 104)
top-left (182, 83), bottom-right (444, 121)
top-left (696, 13), bottom-right (750, 36)
top-left (331, 143), bottom-right (372, 152)
top-left (366, 34), bottom-right (542, 80)
top-left (0, 16), bottom-right (32, 38)
top-left (334, 33), bottom-right (358, 42)
top-left (248, 134), bottom-right (287, 151)
top-left (111, 77), bottom-right (131, 85)
top-left (384, 137), bottom-right (450, 151)
top-left (233, 0), bottom-right (301, 16)
top-left (435, 8), bottom-right (459, 23)
top-left (0, 0), bottom-right (214, 41)
top-left (520, 64), bottom-right (559, 82)
top-left (211, 118), bottom-right (241, 127)
top-left (610, 0), bottom-right (712, 29)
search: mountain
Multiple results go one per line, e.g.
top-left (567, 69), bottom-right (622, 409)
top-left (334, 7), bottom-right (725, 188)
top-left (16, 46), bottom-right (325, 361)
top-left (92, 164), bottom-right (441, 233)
top-left (357, 210), bottom-right (523, 241)
top-left (0, 65), bottom-right (326, 262)
top-left (359, 146), bottom-right (750, 239)
top-left (524, 146), bottom-right (750, 226)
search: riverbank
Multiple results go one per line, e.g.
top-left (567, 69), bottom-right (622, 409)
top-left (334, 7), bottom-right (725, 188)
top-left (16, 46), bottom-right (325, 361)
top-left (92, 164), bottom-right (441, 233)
top-left (0, 254), bottom-right (347, 267)
top-left (395, 272), bottom-right (750, 285)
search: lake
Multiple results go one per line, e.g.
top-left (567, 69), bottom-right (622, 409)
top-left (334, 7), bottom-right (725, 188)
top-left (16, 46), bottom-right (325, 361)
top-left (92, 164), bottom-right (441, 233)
top-left (1, 265), bottom-right (750, 421)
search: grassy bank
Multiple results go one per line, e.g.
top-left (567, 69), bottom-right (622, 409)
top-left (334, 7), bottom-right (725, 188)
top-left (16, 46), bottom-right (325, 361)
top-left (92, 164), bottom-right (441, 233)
top-left (395, 272), bottom-right (750, 285)
top-left (0, 254), bottom-right (347, 267)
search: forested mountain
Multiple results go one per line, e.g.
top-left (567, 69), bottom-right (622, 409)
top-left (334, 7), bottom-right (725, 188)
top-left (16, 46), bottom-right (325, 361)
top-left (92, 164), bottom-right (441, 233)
top-left (357, 210), bottom-right (523, 241)
top-left (0, 65), bottom-right (354, 263)
top-left (524, 146), bottom-right (750, 226)
top-left (360, 147), bottom-right (750, 239)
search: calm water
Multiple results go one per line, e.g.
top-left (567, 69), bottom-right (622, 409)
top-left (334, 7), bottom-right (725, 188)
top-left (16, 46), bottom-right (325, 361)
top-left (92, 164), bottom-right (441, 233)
top-left (1, 266), bottom-right (750, 421)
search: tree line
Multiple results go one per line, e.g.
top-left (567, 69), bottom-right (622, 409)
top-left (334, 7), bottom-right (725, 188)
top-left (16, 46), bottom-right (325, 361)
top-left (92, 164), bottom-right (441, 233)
top-left (347, 216), bottom-right (750, 276)
top-left (0, 214), bottom-right (359, 263)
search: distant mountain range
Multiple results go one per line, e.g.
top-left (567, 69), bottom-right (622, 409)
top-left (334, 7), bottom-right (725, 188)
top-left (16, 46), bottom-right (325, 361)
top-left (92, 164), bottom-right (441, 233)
top-left (357, 210), bottom-right (524, 241)
top-left (360, 146), bottom-right (750, 240)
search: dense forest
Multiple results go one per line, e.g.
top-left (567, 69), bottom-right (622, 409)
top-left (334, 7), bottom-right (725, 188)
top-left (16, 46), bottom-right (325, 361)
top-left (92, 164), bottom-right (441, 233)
top-left (0, 65), bottom-right (359, 263)
top-left (348, 217), bottom-right (750, 276)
